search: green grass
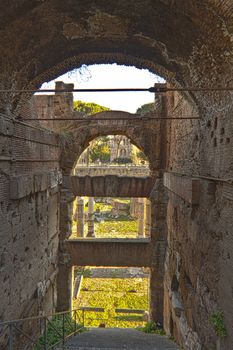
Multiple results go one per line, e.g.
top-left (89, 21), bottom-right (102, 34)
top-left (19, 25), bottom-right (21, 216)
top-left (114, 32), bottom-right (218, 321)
top-left (94, 220), bottom-right (138, 238)
top-left (71, 197), bottom-right (138, 238)
top-left (137, 321), bottom-right (165, 335)
top-left (34, 314), bottom-right (85, 349)
top-left (73, 278), bottom-right (149, 328)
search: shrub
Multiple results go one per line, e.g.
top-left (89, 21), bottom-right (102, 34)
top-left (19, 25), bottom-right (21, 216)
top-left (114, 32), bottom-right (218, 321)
top-left (210, 311), bottom-right (227, 338)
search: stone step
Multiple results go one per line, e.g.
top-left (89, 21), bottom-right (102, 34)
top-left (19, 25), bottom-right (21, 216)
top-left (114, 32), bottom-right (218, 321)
top-left (56, 348), bottom-right (132, 350)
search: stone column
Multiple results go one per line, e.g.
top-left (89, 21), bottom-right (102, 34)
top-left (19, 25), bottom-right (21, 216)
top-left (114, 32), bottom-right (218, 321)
top-left (150, 266), bottom-right (164, 324)
top-left (87, 197), bottom-right (95, 237)
top-left (76, 197), bottom-right (84, 237)
top-left (138, 198), bottom-right (145, 238)
top-left (145, 198), bottom-right (151, 237)
top-left (57, 264), bottom-right (73, 311)
top-left (149, 178), bottom-right (168, 325)
top-left (57, 189), bottom-right (74, 312)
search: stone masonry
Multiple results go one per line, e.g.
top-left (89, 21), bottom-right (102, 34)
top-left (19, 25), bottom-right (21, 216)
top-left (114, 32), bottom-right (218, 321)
top-left (0, 2), bottom-right (232, 349)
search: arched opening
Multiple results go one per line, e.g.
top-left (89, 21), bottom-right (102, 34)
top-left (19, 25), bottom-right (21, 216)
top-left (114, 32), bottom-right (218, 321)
top-left (1, 2), bottom-right (232, 348)
top-left (70, 134), bottom-right (151, 240)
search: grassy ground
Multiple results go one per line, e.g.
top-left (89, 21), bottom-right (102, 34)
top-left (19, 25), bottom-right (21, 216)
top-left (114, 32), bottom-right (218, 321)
top-left (71, 197), bottom-right (138, 238)
top-left (73, 278), bottom-right (149, 328)
top-left (94, 219), bottom-right (137, 238)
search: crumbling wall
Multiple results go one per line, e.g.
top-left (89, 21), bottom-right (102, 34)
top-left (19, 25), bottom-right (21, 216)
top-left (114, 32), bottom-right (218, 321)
top-left (163, 91), bottom-right (233, 350)
top-left (0, 114), bottom-right (61, 346)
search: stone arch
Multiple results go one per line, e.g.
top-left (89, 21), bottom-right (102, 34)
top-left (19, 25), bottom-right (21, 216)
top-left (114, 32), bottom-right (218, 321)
top-left (1, 1), bottom-right (231, 114)
top-left (60, 111), bottom-right (161, 175)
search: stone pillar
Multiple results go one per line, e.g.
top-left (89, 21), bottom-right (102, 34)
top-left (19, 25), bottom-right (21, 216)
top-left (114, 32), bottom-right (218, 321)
top-left (57, 187), bottom-right (75, 312)
top-left (149, 178), bottom-right (168, 325)
top-left (57, 262), bottom-right (73, 312)
top-left (145, 198), bottom-right (151, 237)
top-left (138, 198), bottom-right (145, 238)
top-left (130, 198), bottom-right (137, 218)
top-left (150, 266), bottom-right (164, 324)
top-left (87, 197), bottom-right (95, 237)
top-left (76, 197), bottom-right (84, 237)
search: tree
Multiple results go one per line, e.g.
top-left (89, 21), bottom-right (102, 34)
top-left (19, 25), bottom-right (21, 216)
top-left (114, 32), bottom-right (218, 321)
top-left (136, 102), bottom-right (155, 115)
top-left (88, 137), bottom-right (111, 163)
top-left (74, 100), bottom-right (110, 115)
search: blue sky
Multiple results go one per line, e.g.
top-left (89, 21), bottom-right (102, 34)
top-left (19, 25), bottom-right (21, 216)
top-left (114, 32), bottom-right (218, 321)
top-left (41, 64), bottom-right (165, 113)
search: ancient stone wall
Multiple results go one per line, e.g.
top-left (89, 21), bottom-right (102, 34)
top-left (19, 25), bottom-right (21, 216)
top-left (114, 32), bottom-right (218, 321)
top-left (0, 2), bottom-right (232, 348)
top-left (0, 114), bottom-right (61, 346)
top-left (163, 90), bottom-right (233, 349)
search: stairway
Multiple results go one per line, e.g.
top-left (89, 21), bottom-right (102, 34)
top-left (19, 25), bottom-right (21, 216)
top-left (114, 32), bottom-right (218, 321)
top-left (56, 327), bottom-right (179, 350)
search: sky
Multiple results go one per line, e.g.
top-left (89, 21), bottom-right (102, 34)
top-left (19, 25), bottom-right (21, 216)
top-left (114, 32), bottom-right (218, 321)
top-left (40, 64), bottom-right (165, 113)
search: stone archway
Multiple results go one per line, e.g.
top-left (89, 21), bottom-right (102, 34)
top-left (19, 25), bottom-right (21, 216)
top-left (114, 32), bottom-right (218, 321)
top-left (59, 110), bottom-right (162, 175)
top-left (0, 2), bottom-right (233, 348)
top-left (1, 1), bottom-right (232, 114)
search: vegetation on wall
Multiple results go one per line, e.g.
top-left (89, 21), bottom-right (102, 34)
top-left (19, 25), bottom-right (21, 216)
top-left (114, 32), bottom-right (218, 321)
top-left (210, 311), bottom-right (227, 338)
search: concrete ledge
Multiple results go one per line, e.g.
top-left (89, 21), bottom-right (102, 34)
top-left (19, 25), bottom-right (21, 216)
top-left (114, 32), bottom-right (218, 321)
top-left (10, 170), bottom-right (62, 199)
top-left (163, 172), bottom-right (200, 205)
top-left (66, 238), bottom-right (152, 267)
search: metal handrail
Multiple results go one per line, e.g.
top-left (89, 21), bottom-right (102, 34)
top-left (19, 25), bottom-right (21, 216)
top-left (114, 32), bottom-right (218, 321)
top-left (0, 308), bottom-right (84, 350)
top-left (0, 307), bottom-right (148, 349)
top-left (0, 309), bottom-right (80, 327)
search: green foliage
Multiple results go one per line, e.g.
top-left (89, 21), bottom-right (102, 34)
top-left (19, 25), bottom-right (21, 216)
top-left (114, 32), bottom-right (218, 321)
top-left (74, 278), bottom-right (149, 328)
top-left (136, 102), bottom-right (154, 115)
top-left (89, 142), bottom-right (110, 163)
top-left (113, 157), bottom-right (133, 164)
top-left (210, 311), bottom-right (227, 338)
top-left (74, 100), bottom-right (110, 115)
top-left (34, 314), bottom-right (85, 349)
top-left (94, 202), bottom-right (112, 212)
top-left (137, 321), bottom-right (165, 335)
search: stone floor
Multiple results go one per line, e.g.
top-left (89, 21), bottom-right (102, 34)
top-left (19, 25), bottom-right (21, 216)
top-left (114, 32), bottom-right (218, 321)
top-left (56, 327), bottom-right (179, 349)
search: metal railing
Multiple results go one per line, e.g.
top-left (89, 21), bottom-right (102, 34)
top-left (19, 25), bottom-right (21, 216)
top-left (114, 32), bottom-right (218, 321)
top-left (0, 307), bottom-right (148, 349)
top-left (0, 309), bottom-right (84, 350)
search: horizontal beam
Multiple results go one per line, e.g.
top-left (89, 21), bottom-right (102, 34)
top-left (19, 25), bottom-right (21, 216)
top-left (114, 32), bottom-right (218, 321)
top-left (64, 175), bottom-right (155, 198)
top-left (67, 238), bottom-right (152, 267)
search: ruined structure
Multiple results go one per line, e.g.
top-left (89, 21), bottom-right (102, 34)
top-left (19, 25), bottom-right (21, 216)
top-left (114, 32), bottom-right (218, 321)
top-left (0, 1), bottom-right (233, 349)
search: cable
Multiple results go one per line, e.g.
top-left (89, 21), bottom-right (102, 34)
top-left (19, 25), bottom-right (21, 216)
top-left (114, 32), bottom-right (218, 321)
top-left (19, 117), bottom-right (200, 121)
top-left (0, 86), bottom-right (232, 93)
